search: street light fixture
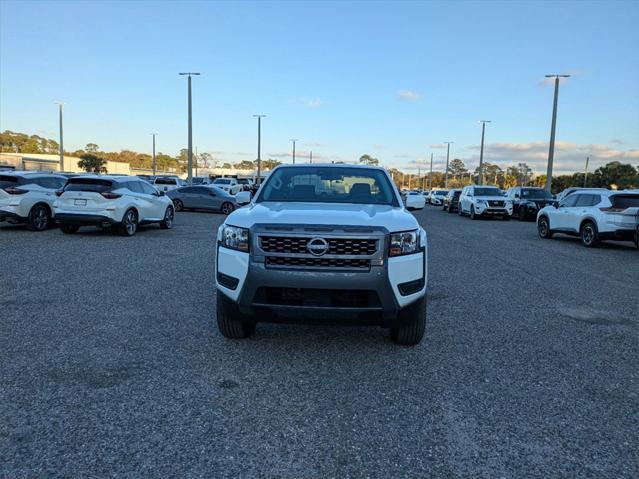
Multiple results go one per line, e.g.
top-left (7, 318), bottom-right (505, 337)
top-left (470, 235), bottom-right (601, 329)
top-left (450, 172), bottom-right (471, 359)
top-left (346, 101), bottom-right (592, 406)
top-left (544, 74), bottom-right (570, 192)
top-left (150, 133), bottom-right (157, 175)
top-left (179, 72), bottom-right (200, 185)
top-left (253, 115), bottom-right (266, 184)
top-left (477, 120), bottom-right (491, 185)
top-left (54, 102), bottom-right (65, 172)
top-left (443, 142), bottom-right (453, 189)
top-left (290, 139), bottom-right (298, 164)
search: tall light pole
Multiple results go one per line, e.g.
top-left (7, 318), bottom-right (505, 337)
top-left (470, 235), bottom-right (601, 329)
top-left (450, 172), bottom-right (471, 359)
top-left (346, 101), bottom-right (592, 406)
top-left (443, 142), bottom-right (453, 189)
top-left (290, 139), bottom-right (298, 164)
top-left (253, 115), bottom-right (266, 184)
top-left (428, 152), bottom-right (433, 191)
top-left (150, 133), bottom-right (157, 175)
top-left (584, 156), bottom-right (590, 187)
top-left (55, 102), bottom-right (65, 171)
top-left (309, 151), bottom-right (313, 164)
top-left (544, 74), bottom-right (570, 192)
top-left (179, 72), bottom-right (200, 185)
top-left (478, 120), bottom-right (491, 185)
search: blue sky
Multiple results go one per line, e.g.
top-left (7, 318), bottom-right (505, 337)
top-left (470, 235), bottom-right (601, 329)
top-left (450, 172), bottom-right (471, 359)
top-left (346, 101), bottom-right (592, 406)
top-left (1, 0), bottom-right (638, 174)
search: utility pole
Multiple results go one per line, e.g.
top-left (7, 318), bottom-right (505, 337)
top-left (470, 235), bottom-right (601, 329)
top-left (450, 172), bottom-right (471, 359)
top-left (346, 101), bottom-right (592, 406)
top-left (179, 72), bottom-right (200, 185)
top-left (429, 152), bottom-right (433, 191)
top-left (584, 156), bottom-right (590, 187)
top-left (478, 120), bottom-right (491, 185)
top-left (290, 139), bottom-right (298, 164)
top-left (253, 115), bottom-right (266, 184)
top-left (310, 151), bottom-right (312, 164)
top-left (195, 147), bottom-right (198, 176)
top-left (544, 74), bottom-right (570, 192)
top-left (55, 102), bottom-right (65, 171)
top-left (151, 133), bottom-right (157, 175)
top-left (443, 142), bottom-right (453, 189)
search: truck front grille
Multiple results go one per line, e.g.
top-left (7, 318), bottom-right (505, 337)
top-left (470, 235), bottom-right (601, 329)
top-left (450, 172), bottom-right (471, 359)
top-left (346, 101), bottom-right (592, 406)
top-left (260, 236), bottom-right (377, 256)
top-left (265, 256), bottom-right (370, 269)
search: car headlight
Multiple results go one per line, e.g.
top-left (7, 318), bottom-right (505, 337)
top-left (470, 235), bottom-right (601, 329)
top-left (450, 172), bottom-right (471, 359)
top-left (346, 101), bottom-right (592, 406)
top-left (221, 224), bottom-right (249, 252)
top-left (505, 200), bottom-right (513, 207)
top-left (389, 230), bottom-right (419, 257)
top-left (475, 199), bottom-right (486, 206)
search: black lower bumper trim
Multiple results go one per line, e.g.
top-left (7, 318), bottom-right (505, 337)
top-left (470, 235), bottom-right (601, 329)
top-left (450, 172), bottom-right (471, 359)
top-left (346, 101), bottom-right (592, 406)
top-left (55, 213), bottom-right (116, 226)
top-left (0, 211), bottom-right (27, 223)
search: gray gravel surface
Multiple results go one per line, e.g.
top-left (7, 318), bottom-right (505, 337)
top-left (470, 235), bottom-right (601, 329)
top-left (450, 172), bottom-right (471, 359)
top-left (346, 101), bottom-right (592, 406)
top-left (1, 207), bottom-right (638, 478)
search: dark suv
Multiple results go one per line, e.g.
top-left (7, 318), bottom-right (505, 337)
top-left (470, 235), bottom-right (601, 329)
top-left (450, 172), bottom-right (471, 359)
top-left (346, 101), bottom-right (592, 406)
top-left (506, 186), bottom-right (554, 221)
top-left (442, 189), bottom-right (461, 213)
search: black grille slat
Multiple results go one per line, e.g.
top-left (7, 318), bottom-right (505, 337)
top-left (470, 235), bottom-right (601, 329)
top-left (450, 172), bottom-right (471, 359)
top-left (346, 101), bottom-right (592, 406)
top-left (488, 200), bottom-right (505, 207)
top-left (265, 256), bottom-right (370, 269)
top-left (260, 236), bottom-right (377, 256)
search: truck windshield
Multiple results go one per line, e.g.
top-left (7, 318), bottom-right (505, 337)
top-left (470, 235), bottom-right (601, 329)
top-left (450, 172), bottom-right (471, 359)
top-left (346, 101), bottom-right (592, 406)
top-left (474, 188), bottom-right (502, 196)
top-left (256, 166), bottom-right (398, 206)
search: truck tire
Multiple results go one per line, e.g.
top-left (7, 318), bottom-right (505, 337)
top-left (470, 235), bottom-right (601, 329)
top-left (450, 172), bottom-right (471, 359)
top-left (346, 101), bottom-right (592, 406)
top-left (390, 300), bottom-right (426, 346)
top-left (217, 294), bottom-right (255, 339)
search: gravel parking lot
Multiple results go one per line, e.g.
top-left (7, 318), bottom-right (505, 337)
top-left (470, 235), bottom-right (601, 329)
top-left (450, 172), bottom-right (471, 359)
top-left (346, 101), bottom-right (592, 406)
top-left (1, 207), bottom-right (638, 478)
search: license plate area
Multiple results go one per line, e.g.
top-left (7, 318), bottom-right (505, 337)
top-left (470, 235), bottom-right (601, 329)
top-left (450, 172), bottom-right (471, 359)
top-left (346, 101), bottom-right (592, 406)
top-left (74, 199), bottom-right (87, 206)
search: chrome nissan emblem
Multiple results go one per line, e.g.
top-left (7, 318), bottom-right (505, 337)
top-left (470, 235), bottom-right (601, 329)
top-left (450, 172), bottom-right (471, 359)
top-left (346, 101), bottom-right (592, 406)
top-left (307, 237), bottom-right (329, 256)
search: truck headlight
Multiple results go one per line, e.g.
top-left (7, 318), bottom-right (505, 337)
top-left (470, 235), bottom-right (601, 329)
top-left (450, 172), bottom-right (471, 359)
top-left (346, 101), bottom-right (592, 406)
top-left (389, 230), bottom-right (419, 257)
top-left (221, 224), bottom-right (249, 252)
top-left (475, 199), bottom-right (486, 206)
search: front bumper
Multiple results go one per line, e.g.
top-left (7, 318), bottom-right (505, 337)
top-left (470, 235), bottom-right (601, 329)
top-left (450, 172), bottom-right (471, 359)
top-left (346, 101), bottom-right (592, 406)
top-left (216, 245), bottom-right (427, 328)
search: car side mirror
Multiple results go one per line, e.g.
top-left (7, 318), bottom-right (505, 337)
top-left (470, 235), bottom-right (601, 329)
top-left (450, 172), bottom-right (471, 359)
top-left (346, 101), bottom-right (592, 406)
top-left (236, 191), bottom-right (251, 205)
top-left (158, 190), bottom-right (165, 196)
top-left (552, 201), bottom-right (559, 208)
top-left (515, 194), bottom-right (520, 198)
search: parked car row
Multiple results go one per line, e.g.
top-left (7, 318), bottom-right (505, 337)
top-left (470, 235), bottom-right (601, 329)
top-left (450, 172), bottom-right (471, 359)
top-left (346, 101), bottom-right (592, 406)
top-left (425, 183), bottom-right (639, 249)
top-left (0, 171), bottom-right (244, 236)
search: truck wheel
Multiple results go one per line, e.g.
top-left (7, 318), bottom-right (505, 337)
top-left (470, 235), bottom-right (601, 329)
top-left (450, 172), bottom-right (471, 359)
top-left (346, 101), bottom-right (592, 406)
top-left (470, 205), bottom-right (477, 220)
top-left (502, 214), bottom-right (510, 221)
top-left (518, 207), bottom-right (527, 221)
top-left (217, 295), bottom-right (255, 339)
top-left (391, 300), bottom-right (426, 346)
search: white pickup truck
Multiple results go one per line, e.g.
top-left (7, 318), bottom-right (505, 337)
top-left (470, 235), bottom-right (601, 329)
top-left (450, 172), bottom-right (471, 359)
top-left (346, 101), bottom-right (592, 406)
top-left (215, 164), bottom-right (428, 345)
top-left (212, 178), bottom-right (242, 195)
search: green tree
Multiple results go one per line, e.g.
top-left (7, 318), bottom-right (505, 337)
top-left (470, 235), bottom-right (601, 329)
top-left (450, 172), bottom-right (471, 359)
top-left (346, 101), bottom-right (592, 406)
top-left (448, 158), bottom-right (467, 177)
top-left (359, 154), bottom-right (379, 166)
top-left (85, 143), bottom-right (100, 153)
top-left (78, 153), bottom-right (107, 173)
top-left (234, 160), bottom-right (256, 170)
top-left (262, 159), bottom-right (282, 170)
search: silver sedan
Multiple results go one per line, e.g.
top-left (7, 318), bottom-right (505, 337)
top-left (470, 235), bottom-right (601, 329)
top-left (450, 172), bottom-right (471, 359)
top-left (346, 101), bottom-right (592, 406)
top-left (166, 185), bottom-right (237, 215)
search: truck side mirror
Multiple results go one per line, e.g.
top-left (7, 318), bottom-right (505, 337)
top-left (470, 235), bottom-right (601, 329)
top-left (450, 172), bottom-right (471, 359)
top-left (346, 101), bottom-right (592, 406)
top-left (236, 191), bottom-right (251, 205)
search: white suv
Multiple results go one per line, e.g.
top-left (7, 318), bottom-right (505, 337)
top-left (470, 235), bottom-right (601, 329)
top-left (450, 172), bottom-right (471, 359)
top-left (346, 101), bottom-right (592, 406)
top-left (215, 164), bottom-right (428, 346)
top-left (212, 178), bottom-right (242, 195)
top-left (53, 175), bottom-right (175, 236)
top-left (458, 185), bottom-right (513, 220)
top-left (537, 189), bottom-right (639, 248)
top-left (0, 171), bottom-right (67, 231)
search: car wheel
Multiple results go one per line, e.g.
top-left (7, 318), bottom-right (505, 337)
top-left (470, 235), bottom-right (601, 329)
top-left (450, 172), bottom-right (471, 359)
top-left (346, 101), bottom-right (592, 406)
top-left (173, 199), bottom-right (184, 212)
top-left (160, 206), bottom-right (174, 229)
top-left (216, 294), bottom-right (255, 339)
top-left (518, 207), bottom-right (528, 221)
top-left (580, 221), bottom-right (599, 248)
top-left (60, 224), bottom-right (79, 234)
top-left (470, 205), bottom-right (477, 220)
top-left (221, 202), bottom-right (234, 215)
top-left (458, 205), bottom-right (463, 216)
top-left (119, 209), bottom-right (138, 236)
top-left (442, 204), bottom-right (447, 211)
top-left (448, 205), bottom-right (455, 214)
top-left (537, 216), bottom-right (553, 239)
top-left (635, 226), bottom-right (639, 250)
top-left (27, 204), bottom-right (50, 231)
top-left (390, 298), bottom-right (426, 346)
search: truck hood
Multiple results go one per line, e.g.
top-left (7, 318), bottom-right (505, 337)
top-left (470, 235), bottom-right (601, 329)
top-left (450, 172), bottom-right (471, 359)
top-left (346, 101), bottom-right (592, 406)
top-left (225, 201), bottom-right (419, 231)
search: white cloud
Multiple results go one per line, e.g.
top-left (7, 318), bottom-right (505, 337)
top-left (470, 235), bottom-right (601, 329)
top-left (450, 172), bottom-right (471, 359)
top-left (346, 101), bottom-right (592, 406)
top-left (295, 97), bottom-right (323, 108)
top-left (464, 141), bottom-right (639, 174)
top-left (397, 90), bottom-right (422, 102)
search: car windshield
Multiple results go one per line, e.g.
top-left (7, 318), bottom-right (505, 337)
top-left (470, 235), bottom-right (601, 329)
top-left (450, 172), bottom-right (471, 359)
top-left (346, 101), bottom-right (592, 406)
top-left (214, 179), bottom-right (231, 184)
top-left (192, 177), bottom-right (206, 184)
top-left (155, 178), bottom-right (176, 185)
top-left (522, 188), bottom-right (552, 199)
top-left (256, 166), bottom-right (398, 206)
top-left (435, 191), bottom-right (448, 196)
top-left (237, 179), bottom-right (249, 184)
top-left (474, 188), bottom-right (501, 196)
